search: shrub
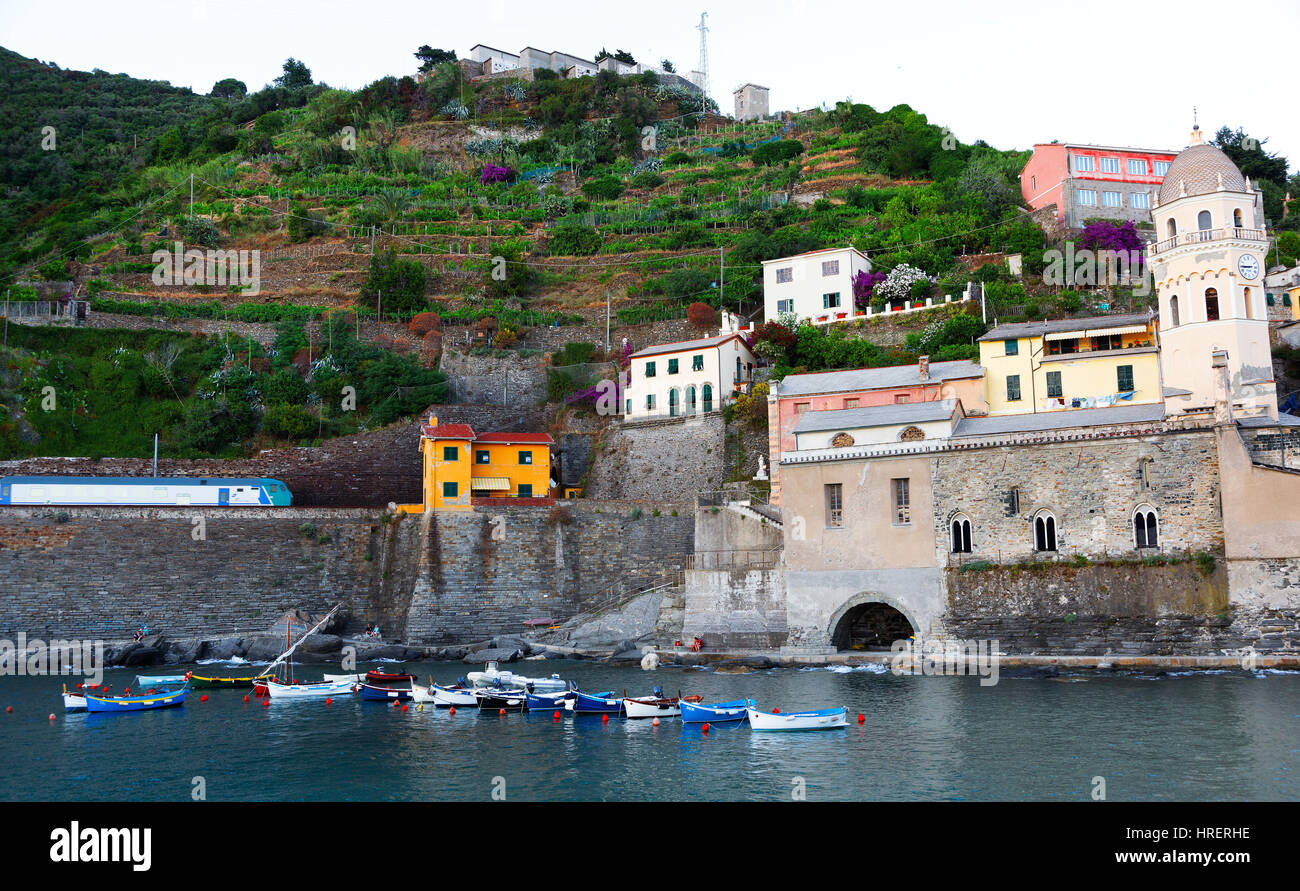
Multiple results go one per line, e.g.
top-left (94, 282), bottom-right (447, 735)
top-left (263, 403), bottom-right (318, 439)
top-left (581, 175), bottom-right (624, 201)
top-left (751, 139), bottom-right (804, 166)
top-left (547, 505), bottom-right (573, 526)
top-left (687, 301), bottom-right (718, 331)
top-left (549, 224), bottom-right (601, 255)
top-left (664, 151), bottom-right (691, 166)
top-left (408, 311), bottom-right (441, 336)
top-left (630, 170), bottom-right (663, 189)
top-left (1195, 551), bottom-right (1217, 577)
top-left (360, 249), bottom-right (428, 314)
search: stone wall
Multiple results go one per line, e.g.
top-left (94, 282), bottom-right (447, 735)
top-left (402, 500), bottom-right (694, 644)
top-left (440, 347), bottom-right (548, 406)
top-left (682, 568), bottom-right (786, 648)
top-left (583, 413), bottom-right (728, 501)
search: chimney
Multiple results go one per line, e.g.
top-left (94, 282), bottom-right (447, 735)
top-left (428, 414), bottom-right (438, 428)
top-left (1211, 350), bottom-right (1233, 425)
top-left (918, 355), bottom-right (931, 381)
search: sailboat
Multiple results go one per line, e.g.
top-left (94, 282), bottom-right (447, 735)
top-left (262, 605), bottom-right (359, 700)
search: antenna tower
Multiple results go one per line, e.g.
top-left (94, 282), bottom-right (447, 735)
top-left (696, 12), bottom-right (710, 99)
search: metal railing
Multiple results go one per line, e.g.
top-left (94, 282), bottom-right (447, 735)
top-left (687, 548), bottom-right (781, 570)
top-left (1152, 227), bottom-right (1266, 255)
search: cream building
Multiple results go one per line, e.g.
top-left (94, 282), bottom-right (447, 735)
top-left (1150, 126), bottom-right (1275, 419)
top-left (624, 331), bottom-right (757, 421)
top-left (762, 246), bottom-right (873, 323)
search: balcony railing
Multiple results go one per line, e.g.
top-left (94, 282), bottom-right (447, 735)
top-left (1151, 227), bottom-right (1266, 255)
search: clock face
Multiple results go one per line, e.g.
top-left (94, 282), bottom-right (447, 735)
top-left (1238, 254), bottom-right (1260, 280)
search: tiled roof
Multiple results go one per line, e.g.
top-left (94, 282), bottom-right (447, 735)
top-left (978, 312), bottom-right (1153, 342)
top-left (473, 432), bottom-right (556, 444)
top-left (776, 360), bottom-right (983, 398)
top-left (630, 333), bottom-right (752, 359)
top-left (421, 424), bottom-right (476, 439)
top-left (1158, 142), bottom-right (1248, 205)
top-left (952, 403), bottom-right (1165, 436)
top-left (792, 399), bottom-right (960, 433)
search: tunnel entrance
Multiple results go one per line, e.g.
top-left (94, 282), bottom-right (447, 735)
top-left (832, 602), bottom-right (915, 651)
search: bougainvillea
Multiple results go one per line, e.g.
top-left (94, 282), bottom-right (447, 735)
top-left (480, 164), bottom-right (514, 185)
top-left (851, 269), bottom-right (887, 310)
top-left (1080, 220), bottom-right (1145, 267)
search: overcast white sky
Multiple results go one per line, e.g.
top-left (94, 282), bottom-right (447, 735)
top-left (3, 0), bottom-right (1296, 168)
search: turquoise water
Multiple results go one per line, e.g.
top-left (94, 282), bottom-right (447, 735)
top-left (2, 661), bottom-right (1297, 801)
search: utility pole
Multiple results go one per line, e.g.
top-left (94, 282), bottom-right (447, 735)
top-left (606, 290), bottom-right (611, 353)
top-left (377, 290), bottom-right (382, 327)
top-left (153, 433), bottom-right (158, 477)
top-left (719, 246), bottom-right (726, 314)
top-left (189, 173), bottom-right (194, 219)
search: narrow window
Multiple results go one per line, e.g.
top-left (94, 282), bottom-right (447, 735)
top-left (646, 394), bottom-right (655, 410)
top-left (892, 478), bottom-right (911, 525)
top-left (825, 483), bottom-right (843, 528)
top-left (1117, 365), bottom-right (1134, 392)
top-left (1134, 506), bottom-right (1159, 548)
top-left (692, 354), bottom-right (703, 371)
top-left (686, 386), bottom-right (697, 411)
top-left (702, 384), bottom-right (713, 412)
top-left (1007, 374), bottom-right (1022, 401)
top-left (645, 361), bottom-right (656, 377)
top-left (1046, 371), bottom-right (1063, 399)
top-left (951, 516), bottom-right (972, 553)
top-left (667, 358), bottom-right (679, 374)
top-left (1034, 511), bottom-right (1057, 552)
top-left (1205, 288), bottom-right (1219, 322)
top-left (1170, 295), bottom-right (1180, 327)
top-left (669, 389), bottom-right (680, 416)
top-left (1166, 217), bottom-right (1177, 238)
top-left (1243, 287), bottom-right (1253, 320)
top-left (1233, 209), bottom-right (1243, 228)
top-left (1139, 457), bottom-right (1152, 491)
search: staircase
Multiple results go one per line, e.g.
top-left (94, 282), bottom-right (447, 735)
top-left (725, 499), bottom-right (782, 529)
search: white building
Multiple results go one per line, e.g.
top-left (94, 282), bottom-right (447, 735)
top-left (468, 44), bottom-right (521, 74)
top-left (762, 246), bottom-right (873, 323)
top-left (734, 84), bottom-right (769, 121)
top-left (790, 399), bottom-right (965, 451)
top-left (624, 332), bottom-right (758, 421)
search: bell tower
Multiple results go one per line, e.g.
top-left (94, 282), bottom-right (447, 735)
top-left (1150, 124), bottom-right (1274, 420)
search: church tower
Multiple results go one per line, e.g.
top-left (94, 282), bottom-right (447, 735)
top-left (1151, 124), bottom-right (1275, 420)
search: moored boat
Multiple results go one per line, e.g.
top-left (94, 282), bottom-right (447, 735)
top-left (679, 698), bottom-right (755, 724)
top-left (365, 668), bottom-right (416, 684)
top-left (476, 689), bottom-right (528, 711)
top-left (359, 683), bottom-right (414, 702)
top-left (568, 688), bottom-right (624, 715)
top-left (426, 682), bottom-right (478, 707)
top-left (622, 688), bottom-right (702, 719)
top-left (62, 685), bottom-right (86, 712)
top-left (746, 706), bottom-right (848, 731)
top-left (525, 689), bottom-right (573, 711)
top-left (84, 688), bottom-right (186, 713)
top-left (467, 661), bottom-right (567, 693)
top-left (323, 673), bottom-right (365, 684)
top-left (189, 673), bottom-right (272, 690)
top-left (135, 674), bottom-right (190, 686)
top-left (264, 678), bottom-right (358, 699)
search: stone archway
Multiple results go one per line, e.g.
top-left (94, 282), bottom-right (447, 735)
top-left (828, 594), bottom-right (918, 651)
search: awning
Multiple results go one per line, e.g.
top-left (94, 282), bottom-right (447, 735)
top-left (1086, 324), bottom-right (1149, 337)
top-left (1044, 329), bottom-right (1089, 341)
top-left (470, 477), bottom-right (510, 491)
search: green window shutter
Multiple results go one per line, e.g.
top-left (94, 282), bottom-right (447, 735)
top-left (443, 481), bottom-right (457, 498)
top-left (443, 445), bottom-right (458, 461)
top-left (1046, 371), bottom-right (1062, 398)
top-left (518, 484), bottom-right (533, 498)
top-left (1004, 339), bottom-right (1018, 356)
top-left (645, 361), bottom-right (655, 377)
top-left (668, 358), bottom-right (679, 374)
top-left (692, 355), bottom-right (703, 371)
top-left (1007, 374), bottom-right (1021, 401)
top-left (1117, 365), bottom-right (1134, 392)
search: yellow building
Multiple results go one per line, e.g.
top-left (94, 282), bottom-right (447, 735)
top-left (977, 312), bottom-right (1161, 416)
top-left (405, 415), bottom-right (555, 512)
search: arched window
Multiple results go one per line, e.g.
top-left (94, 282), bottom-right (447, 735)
top-left (1169, 294), bottom-right (1180, 327)
top-left (1166, 218), bottom-right (1177, 238)
top-left (1197, 210), bottom-right (1212, 230)
top-left (898, 425), bottom-right (926, 442)
top-left (1205, 287), bottom-right (1220, 321)
top-left (702, 383), bottom-right (713, 413)
top-left (668, 388), bottom-right (680, 417)
top-left (1033, 510), bottom-right (1057, 552)
top-left (1134, 505), bottom-right (1159, 549)
top-left (1243, 287), bottom-right (1252, 320)
top-left (685, 386), bottom-right (697, 413)
top-left (951, 515), bottom-right (972, 554)
top-left (1233, 208), bottom-right (1243, 228)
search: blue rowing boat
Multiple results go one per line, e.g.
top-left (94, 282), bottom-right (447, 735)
top-left (525, 690), bottom-right (573, 711)
top-left (359, 683), bottom-right (414, 702)
top-left (679, 698), bottom-right (755, 723)
top-left (84, 688), bottom-right (186, 713)
top-left (568, 688), bottom-right (623, 714)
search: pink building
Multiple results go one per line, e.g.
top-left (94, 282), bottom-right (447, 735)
top-left (1020, 142), bottom-right (1177, 230)
top-left (766, 357), bottom-right (986, 506)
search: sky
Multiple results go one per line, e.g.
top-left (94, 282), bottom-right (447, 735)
top-left (2, 0), bottom-right (1296, 169)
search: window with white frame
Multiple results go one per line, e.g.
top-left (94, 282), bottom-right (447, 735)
top-left (1154, 161), bottom-right (1170, 176)
top-left (1033, 510), bottom-right (1057, 552)
top-left (776, 267), bottom-right (793, 283)
top-left (892, 478), bottom-right (911, 525)
top-left (1076, 189), bottom-right (1097, 205)
top-left (1099, 157), bottom-right (1120, 173)
top-left (1102, 191), bottom-right (1121, 207)
top-left (1128, 159), bottom-right (1148, 175)
top-left (823, 292), bottom-right (841, 309)
top-left (776, 299), bottom-right (793, 314)
top-left (1130, 192), bottom-right (1150, 209)
top-left (825, 483), bottom-right (843, 528)
top-left (821, 259), bottom-right (840, 276)
top-left (1133, 505), bottom-right (1159, 548)
top-left (1075, 155), bottom-right (1094, 172)
top-left (951, 515), bottom-right (972, 553)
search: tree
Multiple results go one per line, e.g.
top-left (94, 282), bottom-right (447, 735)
top-left (275, 58), bottom-right (313, 90)
top-left (661, 59), bottom-right (676, 73)
top-left (414, 46), bottom-right (457, 73)
top-left (360, 249), bottom-right (428, 314)
top-left (211, 78), bottom-right (247, 99)
top-left (751, 139), bottom-right (804, 166)
top-left (687, 301), bottom-right (718, 332)
top-left (1213, 126), bottom-right (1288, 186)
top-left (613, 50), bottom-right (636, 65)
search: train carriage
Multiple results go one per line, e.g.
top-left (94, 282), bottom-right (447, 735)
top-left (0, 476), bottom-right (292, 507)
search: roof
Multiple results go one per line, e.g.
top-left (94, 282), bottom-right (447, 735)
top-left (421, 423), bottom-right (476, 440)
top-left (1031, 143), bottom-right (1178, 157)
top-left (793, 399), bottom-right (960, 434)
top-left (1157, 141), bottom-right (1247, 205)
top-left (760, 246), bottom-right (869, 265)
top-left (1238, 413), bottom-right (1300, 428)
top-left (630, 333), bottom-right (753, 359)
top-left (734, 83), bottom-right (770, 92)
top-left (776, 360), bottom-right (984, 398)
top-left (473, 432), bottom-right (556, 445)
top-left (978, 312), bottom-right (1154, 342)
top-left (952, 402), bottom-right (1166, 436)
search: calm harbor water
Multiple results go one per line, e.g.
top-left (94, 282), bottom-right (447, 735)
top-left (1, 660), bottom-right (1297, 801)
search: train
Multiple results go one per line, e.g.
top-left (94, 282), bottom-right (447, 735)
top-left (0, 476), bottom-right (293, 507)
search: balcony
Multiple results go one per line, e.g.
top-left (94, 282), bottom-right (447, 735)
top-left (1151, 227), bottom-right (1267, 256)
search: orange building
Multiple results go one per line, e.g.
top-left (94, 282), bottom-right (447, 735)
top-left (403, 415), bottom-right (555, 512)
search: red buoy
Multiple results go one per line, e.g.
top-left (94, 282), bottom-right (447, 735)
top-left (199, 694), bottom-right (208, 702)
top-left (263, 699), bottom-right (270, 708)
top-left (601, 713), bottom-right (609, 724)
top-left (394, 700), bottom-right (401, 709)
top-left (243, 695), bottom-right (249, 703)
top-left (49, 713), bottom-right (55, 721)
top-left (857, 713), bottom-right (865, 724)
top-left (149, 689), bottom-right (155, 694)
top-left (401, 704), bottom-right (408, 712)
top-left (772, 708), bottom-right (780, 714)
top-left (499, 708), bottom-right (506, 716)
top-left (553, 711), bottom-right (560, 721)
top-left (449, 707), bottom-right (456, 715)
top-left (76, 683), bottom-right (83, 690)
top-left (5, 706), bottom-right (11, 714)
top-left (652, 717), bottom-right (660, 726)
top-left (325, 698), bottom-right (332, 705)
top-left (124, 688), bottom-right (131, 695)
top-left (702, 723), bottom-right (710, 733)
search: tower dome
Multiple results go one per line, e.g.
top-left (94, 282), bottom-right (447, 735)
top-left (1157, 129), bottom-right (1247, 205)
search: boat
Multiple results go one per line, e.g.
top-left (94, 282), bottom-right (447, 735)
top-left (189, 673), bottom-right (272, 690)
top-left (476, 689), bottom-right (529, 711)
top-left (746, 706), bottom-right (848, 731)
top-left (525, 689), bottom-right (574, 711)
top-left (359, 682), bottom-right (414, 702)
top-left (365, 668), bottom-right (416, 684)
top-left (621, 687), bottom-right (702, 719)
top-left (264, 678), bottom-right (358, 699)
top-left (135, 674), bottom-right (189, 686)
top-left (323, 673), bottom-right (364, 684)
top-left (84, 687), bottom-right (186, 713)
top-left (467, 661), bottom-right (567, 693)
top-left (62, 685), bottom-right (86, 712)
top-left (568, 687), bottom-right (624, 715)
top-left (423, 682), bottom-right (478, 707)
top-left (679, 698), bottom-right (756, 724)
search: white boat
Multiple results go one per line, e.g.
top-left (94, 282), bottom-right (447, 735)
top-left (746, 706), bottom-right (848, 731)
top-left (621, 687), bottom-right (701, 719)
top-left (264, 678), bottom-right (358, 699)
top-left (323, 673), bottom-right (364, 684)
top-left (62, 686), bottom-right (86, 711)
top-left (135, 674), bottom-right (189, 686)
top-left (466, 661), bottom-right (566, 693)
top-left (410, 681), bottom-right (478, 707)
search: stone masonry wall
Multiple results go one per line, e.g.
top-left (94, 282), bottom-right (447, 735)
top-left (584, 413), bottom-right (728, 501)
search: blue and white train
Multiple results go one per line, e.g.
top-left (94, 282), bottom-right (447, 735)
top-left (0, 476), bottom-right (293, 507)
